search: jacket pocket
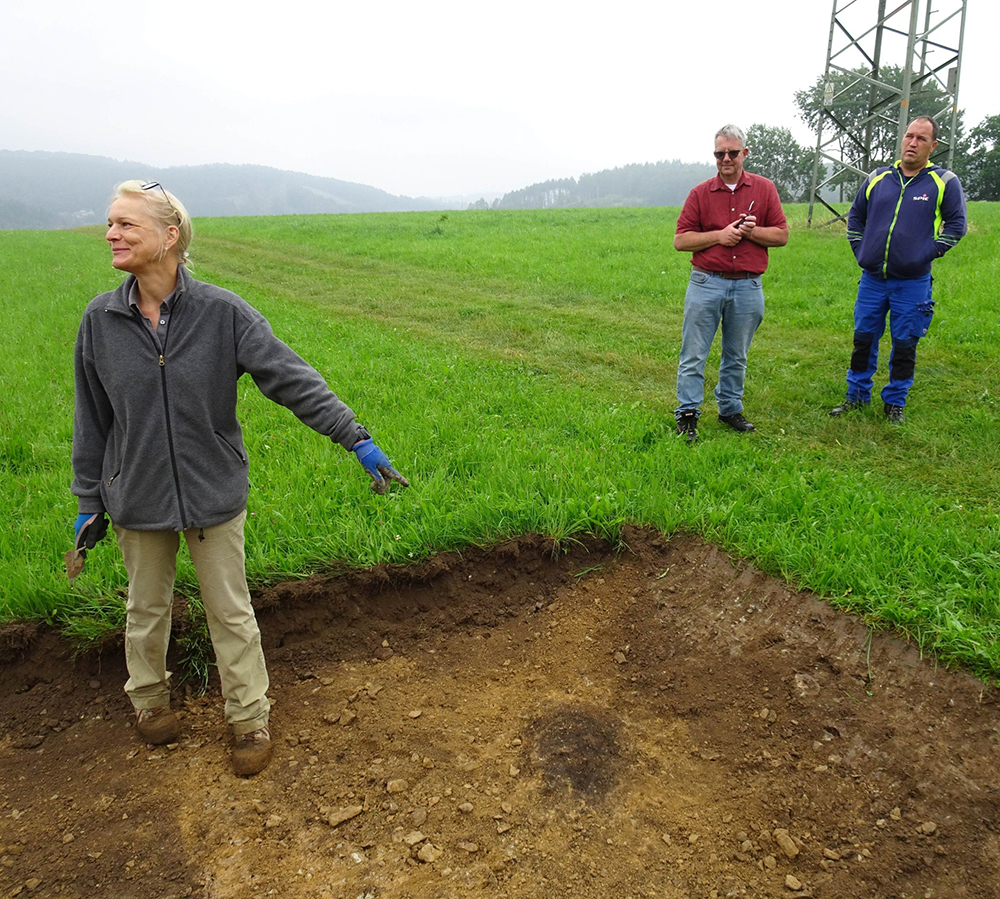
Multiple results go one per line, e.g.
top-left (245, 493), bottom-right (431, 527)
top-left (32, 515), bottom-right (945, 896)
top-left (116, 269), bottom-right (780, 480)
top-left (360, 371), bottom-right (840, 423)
top-left (214, 431), bottom-right (247, 465)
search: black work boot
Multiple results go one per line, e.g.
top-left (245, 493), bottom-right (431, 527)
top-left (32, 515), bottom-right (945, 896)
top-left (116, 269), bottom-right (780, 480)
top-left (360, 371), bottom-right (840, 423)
top-left (718, 412), bottom-right (755, 433)
top-left (676, 411), bottom-right (699, 444)
top-left (883, 403), bottom-right (905, 423)
top-left (829, 400), bottom-right (869, 417)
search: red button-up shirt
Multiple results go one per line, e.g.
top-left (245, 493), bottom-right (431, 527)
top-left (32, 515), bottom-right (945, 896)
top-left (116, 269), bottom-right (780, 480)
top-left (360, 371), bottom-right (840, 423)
top-left (675, 171), bottom-right (787, 275)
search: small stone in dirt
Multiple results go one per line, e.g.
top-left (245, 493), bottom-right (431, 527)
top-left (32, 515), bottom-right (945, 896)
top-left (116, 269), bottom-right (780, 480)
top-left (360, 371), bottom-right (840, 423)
top-left (326, 806), bottom-right (364, 827)
top-left (497, 822), bottom-right (512, 834)
top-left (919, 821), bottom-right (938, 835)
top-left (614, 651), bottom-right (627, 664)
top-left (774, 829), bottom-right (799, 859)
top-left (25, 879), bottom-right (42, 891)
top-left (763, 855), bottom-right (777, 870)
top-left (793, 673), bottom-right (820, 697)
top-left (387, 779), bottom-right (409, 794)
top-left (411, 808), bottom-right (428, 826)
top-left (456, 841), bottom-right (479, 853)
top-left (458, 802), bottom-right (473, 814)
top-left (403, 831), bottom-right (425, 847)
top-left (785, 874), bottom-right (803, 891)
top-left (823, 848), bottom-right (841, 860)
top-left (509, 764), bottom-right (520, 777)
top-left (417, 842), bottom-right (443, 863)
top-left (891, 807), bottom-right (902, 821)
top-left (61, 833), bottom-right (74, 844)
top-left (688, 833), bottom-right (699, 844)
top-left (89, 680), bottom-right (101, 690)
top-left (408, 710), bottom-right (422, 719)
top-left (265, 815), bottom-right (282, 829)
top-left (340, 709), bottom-right (357, 727)
top-left (501, 801), bottom-right (513, 814)
top-left (422, 757), bottom-right (435, 769)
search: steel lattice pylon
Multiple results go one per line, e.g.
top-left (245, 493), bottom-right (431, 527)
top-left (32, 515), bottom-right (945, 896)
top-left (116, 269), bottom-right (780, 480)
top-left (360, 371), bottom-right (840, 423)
top-left (807, 0), bottom-right (968, 227)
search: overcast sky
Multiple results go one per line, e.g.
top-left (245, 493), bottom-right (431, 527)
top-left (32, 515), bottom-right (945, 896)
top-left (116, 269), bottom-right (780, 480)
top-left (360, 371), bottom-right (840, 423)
top-left (2, 1), bottom-right (993, 199)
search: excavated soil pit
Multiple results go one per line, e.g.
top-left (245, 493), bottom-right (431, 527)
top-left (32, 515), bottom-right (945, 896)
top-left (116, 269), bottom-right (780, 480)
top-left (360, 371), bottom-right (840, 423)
top-left (1, 527), bottom-right (999, 899)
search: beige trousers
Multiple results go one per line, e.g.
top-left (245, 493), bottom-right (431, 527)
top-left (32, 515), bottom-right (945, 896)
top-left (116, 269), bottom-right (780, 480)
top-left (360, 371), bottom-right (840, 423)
top-left (114, 510), bottom-right (270, 735)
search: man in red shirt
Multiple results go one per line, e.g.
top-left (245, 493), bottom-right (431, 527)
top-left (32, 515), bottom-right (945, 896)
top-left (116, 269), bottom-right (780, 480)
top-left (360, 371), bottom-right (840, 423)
top-left (673, 124), bottom-right (788, 443)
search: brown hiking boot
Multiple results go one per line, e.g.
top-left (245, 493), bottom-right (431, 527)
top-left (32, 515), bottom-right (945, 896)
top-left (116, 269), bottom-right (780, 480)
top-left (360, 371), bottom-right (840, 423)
top-left (232, 725), bottom-right (272, 776)
top-left (134, 706), bottom-right (179, 745)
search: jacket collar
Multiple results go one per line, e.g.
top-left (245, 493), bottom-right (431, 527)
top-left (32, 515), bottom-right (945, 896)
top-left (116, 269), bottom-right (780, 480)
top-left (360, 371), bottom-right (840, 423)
top-left (105, 265), bottom-right (191, 315)
top-left (893, 160), bottom-right (936, 178)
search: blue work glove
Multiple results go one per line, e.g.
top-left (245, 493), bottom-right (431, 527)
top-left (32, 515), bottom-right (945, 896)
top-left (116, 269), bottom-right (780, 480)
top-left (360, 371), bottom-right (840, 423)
top-left (74, 512), bottom-right (108, 550)
top-left (351, 439), bottom-right (409, 495)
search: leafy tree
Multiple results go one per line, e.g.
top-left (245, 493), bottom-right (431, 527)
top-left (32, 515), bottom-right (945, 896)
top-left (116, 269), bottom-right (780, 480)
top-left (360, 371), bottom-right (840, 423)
top-left (745, 124), bottom-right (816, 202)
top-left (795, 65), bottom-right (963, 201)
top-left (958, 115), bottom-right (1000, 201)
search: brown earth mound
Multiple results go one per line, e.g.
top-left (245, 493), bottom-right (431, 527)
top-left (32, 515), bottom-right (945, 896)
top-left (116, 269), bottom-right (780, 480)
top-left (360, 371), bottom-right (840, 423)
top-left (1, 528), bottom-right (998, 898)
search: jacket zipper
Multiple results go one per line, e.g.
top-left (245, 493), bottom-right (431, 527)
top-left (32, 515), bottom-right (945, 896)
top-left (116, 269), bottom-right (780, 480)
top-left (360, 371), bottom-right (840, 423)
top-left (881, 167), bottom-right (918, 278)
top-left (133, 304), bottom-right (190, 529)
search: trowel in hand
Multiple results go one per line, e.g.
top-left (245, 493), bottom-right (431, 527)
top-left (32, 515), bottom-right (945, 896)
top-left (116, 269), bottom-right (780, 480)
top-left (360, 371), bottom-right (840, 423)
top-left (65, 512), bottom-right (99, 583)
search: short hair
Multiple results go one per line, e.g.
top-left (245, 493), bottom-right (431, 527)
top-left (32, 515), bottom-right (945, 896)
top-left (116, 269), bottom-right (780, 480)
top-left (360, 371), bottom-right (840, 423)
top-left (715, 124), bottom-right (747, 147)
top-left (110, 180), bottom-right (193, 267)
top-left (910, 115), bottom-right (939, 141)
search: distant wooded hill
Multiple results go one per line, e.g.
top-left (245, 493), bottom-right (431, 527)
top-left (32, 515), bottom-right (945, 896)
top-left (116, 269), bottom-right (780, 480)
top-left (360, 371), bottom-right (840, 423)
top-left (1, 150), bottom-right (724, 230)
top-left (0, 150), bottom-right (442, 229)
top-left (487, 159), bottom-right (716, 210)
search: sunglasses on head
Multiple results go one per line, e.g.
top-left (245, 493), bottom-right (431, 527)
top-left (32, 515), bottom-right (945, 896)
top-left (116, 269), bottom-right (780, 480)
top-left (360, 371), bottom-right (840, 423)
top-left (714, 149), bottom-right (744, 161)
top-left (141, 181), bottom-right (180, 223)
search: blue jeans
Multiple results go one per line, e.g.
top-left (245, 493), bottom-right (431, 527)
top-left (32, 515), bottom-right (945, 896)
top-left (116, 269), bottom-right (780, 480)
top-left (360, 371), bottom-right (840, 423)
top-left (676, 270), bottom-right (764, 418)
top-left (845, 271), bottom-right (934, 407)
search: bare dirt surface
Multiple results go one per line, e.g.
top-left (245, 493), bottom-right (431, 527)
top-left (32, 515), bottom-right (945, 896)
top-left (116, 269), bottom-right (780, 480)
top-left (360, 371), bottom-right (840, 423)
top-left (2, 528), bottom-right (999, 899)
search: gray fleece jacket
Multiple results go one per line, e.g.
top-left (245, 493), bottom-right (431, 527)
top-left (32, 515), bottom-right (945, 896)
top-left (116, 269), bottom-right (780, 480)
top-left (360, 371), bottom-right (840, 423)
top-left (72, 266), bottom-right (362, 531)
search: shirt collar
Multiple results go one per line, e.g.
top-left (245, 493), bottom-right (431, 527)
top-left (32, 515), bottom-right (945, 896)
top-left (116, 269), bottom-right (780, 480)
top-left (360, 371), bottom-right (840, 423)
top-left (711, 170), bottom-right (752, 191)
top-left (127, 279), bottom-right (177, 311)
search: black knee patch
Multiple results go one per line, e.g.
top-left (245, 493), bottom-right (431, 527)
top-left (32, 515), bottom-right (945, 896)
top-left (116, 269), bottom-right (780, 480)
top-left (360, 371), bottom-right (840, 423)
top-left (850, 331), bottom-right (875, 373)
top-left (891, 341), bottom-right (917, 382)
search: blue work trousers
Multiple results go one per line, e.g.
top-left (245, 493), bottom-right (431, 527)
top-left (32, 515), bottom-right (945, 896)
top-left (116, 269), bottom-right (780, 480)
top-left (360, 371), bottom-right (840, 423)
top-left (676, 269), bottom-right (764, 418)
top-left (845, 271), bottom-right (934, 407)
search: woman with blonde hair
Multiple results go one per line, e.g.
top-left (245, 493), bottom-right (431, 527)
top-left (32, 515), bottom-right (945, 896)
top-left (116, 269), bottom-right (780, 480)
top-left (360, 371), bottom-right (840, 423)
top-left (71, 180), bottom-right (407, 775)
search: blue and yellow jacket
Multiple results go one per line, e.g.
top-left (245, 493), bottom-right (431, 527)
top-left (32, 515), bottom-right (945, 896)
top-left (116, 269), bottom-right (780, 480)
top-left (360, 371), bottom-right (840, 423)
top-left (847, 161), bottom-right (966, 280)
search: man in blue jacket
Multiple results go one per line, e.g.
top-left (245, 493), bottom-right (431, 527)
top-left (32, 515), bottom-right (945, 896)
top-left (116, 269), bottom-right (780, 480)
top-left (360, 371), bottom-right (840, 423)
top-left (830, 115), bottom-right (967, 422)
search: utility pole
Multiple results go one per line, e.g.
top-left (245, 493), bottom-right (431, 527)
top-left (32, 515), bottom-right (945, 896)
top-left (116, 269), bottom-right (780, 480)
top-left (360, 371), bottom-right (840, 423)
top-left (807, 0), bottom-right (968, 227)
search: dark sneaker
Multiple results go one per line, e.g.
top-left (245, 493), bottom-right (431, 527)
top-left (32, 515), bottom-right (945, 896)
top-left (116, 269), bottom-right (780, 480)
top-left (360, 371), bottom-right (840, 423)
top-left (232, 725), bottom-right (272, 776)
top-left (135, 706), bottom-right (179, 745)
top-left (676, 411), bottom-right (699, 444)
top-left (718, 412), bottom-right (755, 433)
top-left (829, 400), bottom-right (868, 417)
top-left (884, 403), bottom-right (905, 423)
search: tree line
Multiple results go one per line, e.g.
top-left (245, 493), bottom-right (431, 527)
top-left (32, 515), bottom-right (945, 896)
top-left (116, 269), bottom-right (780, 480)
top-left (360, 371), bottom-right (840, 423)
top-left (472, 67), bottom-right (1000, 211)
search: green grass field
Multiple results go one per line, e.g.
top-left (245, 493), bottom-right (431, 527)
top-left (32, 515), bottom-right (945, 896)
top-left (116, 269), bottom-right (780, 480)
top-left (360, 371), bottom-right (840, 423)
top-left (2, 205), bottom-right (999, 679)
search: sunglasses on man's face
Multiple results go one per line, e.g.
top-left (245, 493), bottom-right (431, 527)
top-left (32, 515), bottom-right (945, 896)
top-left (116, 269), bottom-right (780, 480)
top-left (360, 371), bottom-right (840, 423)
top-left (714, 149), bottom-right (744, 161)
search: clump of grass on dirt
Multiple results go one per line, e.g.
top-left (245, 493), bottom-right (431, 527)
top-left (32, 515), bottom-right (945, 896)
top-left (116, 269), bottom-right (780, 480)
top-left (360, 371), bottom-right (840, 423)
top-left (2, 204), bottom-right (999, 679)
